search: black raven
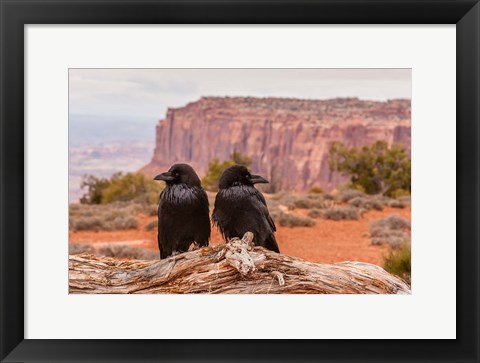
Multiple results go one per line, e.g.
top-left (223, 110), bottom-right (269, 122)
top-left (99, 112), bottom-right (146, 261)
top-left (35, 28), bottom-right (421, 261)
top-left (212, 165), bottom-right (279, 253)
top-left (154, 163), bottom-right (210, 259)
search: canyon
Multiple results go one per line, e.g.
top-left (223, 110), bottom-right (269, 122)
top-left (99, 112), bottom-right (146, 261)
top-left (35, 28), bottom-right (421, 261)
top-left (141, 97), bottom-right (411, 192)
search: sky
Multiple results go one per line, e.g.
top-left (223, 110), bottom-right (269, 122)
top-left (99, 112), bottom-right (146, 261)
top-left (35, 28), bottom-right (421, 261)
top-left (69, 69), bottom-right (411, 121)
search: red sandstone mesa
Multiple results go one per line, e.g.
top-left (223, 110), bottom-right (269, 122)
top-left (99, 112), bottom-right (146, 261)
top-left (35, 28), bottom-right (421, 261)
top-left (141, 97), bottom-right (411, 192)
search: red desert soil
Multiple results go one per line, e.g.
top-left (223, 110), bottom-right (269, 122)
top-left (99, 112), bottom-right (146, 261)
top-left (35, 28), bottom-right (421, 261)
top-left (70, 206), bottom-right (410, 266)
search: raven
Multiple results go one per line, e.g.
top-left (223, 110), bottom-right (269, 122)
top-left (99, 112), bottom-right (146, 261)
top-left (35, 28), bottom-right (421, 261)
top-left (212, 165), bottom-right (279, 253)
top-left (154, 163), bottom-right (210, 259)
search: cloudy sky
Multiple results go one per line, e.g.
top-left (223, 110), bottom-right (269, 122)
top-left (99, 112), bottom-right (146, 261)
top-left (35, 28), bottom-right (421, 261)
top-left (69, 69), bottom-right (411, 120)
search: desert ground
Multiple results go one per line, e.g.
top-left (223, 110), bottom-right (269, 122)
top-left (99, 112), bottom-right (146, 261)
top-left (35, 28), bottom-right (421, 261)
top-left (69, 200), bottom-right (410, 266)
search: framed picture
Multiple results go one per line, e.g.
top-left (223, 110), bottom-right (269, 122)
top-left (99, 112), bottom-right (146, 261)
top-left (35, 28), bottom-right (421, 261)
top-left (1, 1), bottom-right (478, 362)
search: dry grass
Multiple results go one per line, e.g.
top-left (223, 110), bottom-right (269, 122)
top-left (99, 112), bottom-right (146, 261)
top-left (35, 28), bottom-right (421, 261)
top-left (270, 210), bottom-right (316, 227)
top-left (69, 242), bottom-right (158, 260)
top-left (98, 244), bottom-right (158, 260)
top-left (370, 215), bottom-right (410, 248)
top-left (348, 196), bottom-right (384, 211)
top-left (68, 202), bottom-right (159, 231)
top-left (144, 220), bottom-right (158, 231)
top-left (322, 207), bottom-right (359, 221)
top-left (337, 189), bottom-right (365, 203)
top-left (307, 208), bottom-right (323, 218)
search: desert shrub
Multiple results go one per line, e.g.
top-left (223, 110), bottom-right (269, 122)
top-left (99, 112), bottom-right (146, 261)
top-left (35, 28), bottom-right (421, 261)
top-left (69, 203), bottom-right (139, 231)
top-left (292, 197), bottom-right (313, 209)
top-left (329, 141), bottom-right (411, 197)
top-left (371, 215), bottom-right (410, 231)
top-left (322, 207), bottom-right (359, 221)
top-left (79, 175), bottom-right (110, 204)
top-left (109, 216), bottom-right (138, 230)
top-left (103, 173), bottom-right (162, 204)
top-left (69, 243), bottom-right (96, 255)
top-left (80, 172), bottom-right (162, 205)
top-left (268, 193), bottom-right (301, 210)
top-left (69, 242), bottom-right (158, 260)
top-left (145, 220), bottom-right (158, 231)
top-left (72, 216), bottom-right (104, 231)
top-left (309, 186), bottom-right (323, 194)
top-left (270, 211), bottom-right (315, 227)
top-left (383, 243), bottom-right (411, 284)
top-left (142, 204), bottom-right (158, 216)
top-left (307, 208), bottom-right (323, 218)
top-left (398, 195), bottom-right (411, 204)
top-left (372, 235), bottom-right (405, 249)
top-left (370, 215), bottom-right (410, 248)
top-left (337, 188), bottom-right (365, 203)
top-left (348, 196), bottom-right (384, 211)
top-left (269, 193), bottom-right (329, 210)
top-left (390, 188), bottom-right (411, 199)
top-left (97, 244), bottom-right (158, 260)
top-left (385, 199), bottom-right (406, 209)
top-left (293, 197), bottom-right (326, 209)
top-left (202, 151), bottom-right (252, 191)
top-left (323, 193), bottom-right (335, 201)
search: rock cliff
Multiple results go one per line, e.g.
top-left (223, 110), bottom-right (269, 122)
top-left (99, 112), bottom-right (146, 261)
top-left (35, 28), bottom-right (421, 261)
top-left (141, 97), bottom-right (411, 192)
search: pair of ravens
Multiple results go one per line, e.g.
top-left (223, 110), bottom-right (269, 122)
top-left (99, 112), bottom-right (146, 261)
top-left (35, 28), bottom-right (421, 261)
top-left (154, 163), bottom-right (279, 259)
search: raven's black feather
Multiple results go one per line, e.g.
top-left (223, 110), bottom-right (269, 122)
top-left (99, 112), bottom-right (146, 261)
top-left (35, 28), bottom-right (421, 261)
top-left (212, 165), bottom-right (279, 253)
top-left (155, 164), bottom-right (210, 259)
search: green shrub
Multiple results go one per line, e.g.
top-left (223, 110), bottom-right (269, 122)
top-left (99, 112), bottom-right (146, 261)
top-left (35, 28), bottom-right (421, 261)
top-left (309, 186), bottom-right (323, 194)
top-left (329, 141), bottom-right (411, 197)
top-left (322, 207), bottom-right (359, 221)
top-left (80, 172), bottom-right (162, 205)
top-left (384, 243), bottom-right (411, 284)
top-left (202, 151), bottom-right (252, 191)
top-left (79, 175), bottom-right (110, 204)
top-left (102, 173), bottom-right (162, 204)
top-left (390, 188), bottom-right (411, 199)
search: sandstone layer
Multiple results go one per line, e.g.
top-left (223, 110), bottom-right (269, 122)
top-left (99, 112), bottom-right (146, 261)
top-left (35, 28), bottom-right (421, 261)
top-left (141, 97), bottom-right (411, 192)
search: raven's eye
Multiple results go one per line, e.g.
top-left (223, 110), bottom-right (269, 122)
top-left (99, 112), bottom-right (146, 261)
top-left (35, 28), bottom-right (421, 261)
top-left (175, 172), bottom-right (180, 177)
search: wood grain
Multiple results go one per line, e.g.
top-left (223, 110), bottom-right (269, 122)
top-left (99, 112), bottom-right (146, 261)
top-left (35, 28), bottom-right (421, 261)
top-left (69, 232), bottom-right (410, 294)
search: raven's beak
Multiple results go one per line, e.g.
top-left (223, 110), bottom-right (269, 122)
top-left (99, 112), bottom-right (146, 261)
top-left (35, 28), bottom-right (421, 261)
top-left (154, 172), bottom-right (174, 181)
top-left (250, 174), bottom-right (269, 184)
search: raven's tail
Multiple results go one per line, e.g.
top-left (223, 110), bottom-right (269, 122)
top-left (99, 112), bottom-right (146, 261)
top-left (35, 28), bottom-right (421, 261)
top-left (265, 234), bottom-right (280, 253)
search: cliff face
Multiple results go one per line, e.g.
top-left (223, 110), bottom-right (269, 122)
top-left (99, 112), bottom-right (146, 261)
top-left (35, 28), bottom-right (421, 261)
top-left (142, 97), bottom-right (411, 192)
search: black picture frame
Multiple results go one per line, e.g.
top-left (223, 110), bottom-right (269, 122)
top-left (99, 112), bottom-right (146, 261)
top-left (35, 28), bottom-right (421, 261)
top-left (1, 1), bottom-right (479, 362)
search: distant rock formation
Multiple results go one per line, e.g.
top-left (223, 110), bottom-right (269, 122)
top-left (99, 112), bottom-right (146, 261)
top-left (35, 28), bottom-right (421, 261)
top-left (141, 97), bottom-right (411, 192)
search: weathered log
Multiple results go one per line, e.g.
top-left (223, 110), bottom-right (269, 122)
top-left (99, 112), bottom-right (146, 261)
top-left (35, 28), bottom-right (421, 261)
top-left (69, 232), bottom-right (411, 294)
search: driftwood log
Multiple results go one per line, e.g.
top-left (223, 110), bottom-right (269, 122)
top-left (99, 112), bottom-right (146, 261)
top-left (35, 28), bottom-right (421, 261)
top-left (69, 232), bottom-right (410, 294)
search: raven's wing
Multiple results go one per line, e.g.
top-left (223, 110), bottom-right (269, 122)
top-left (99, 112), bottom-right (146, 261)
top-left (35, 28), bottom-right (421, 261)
top-left (252, 189), bottom-right (276, 232)
top-left (193, 187), bottom-right (211, 247)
